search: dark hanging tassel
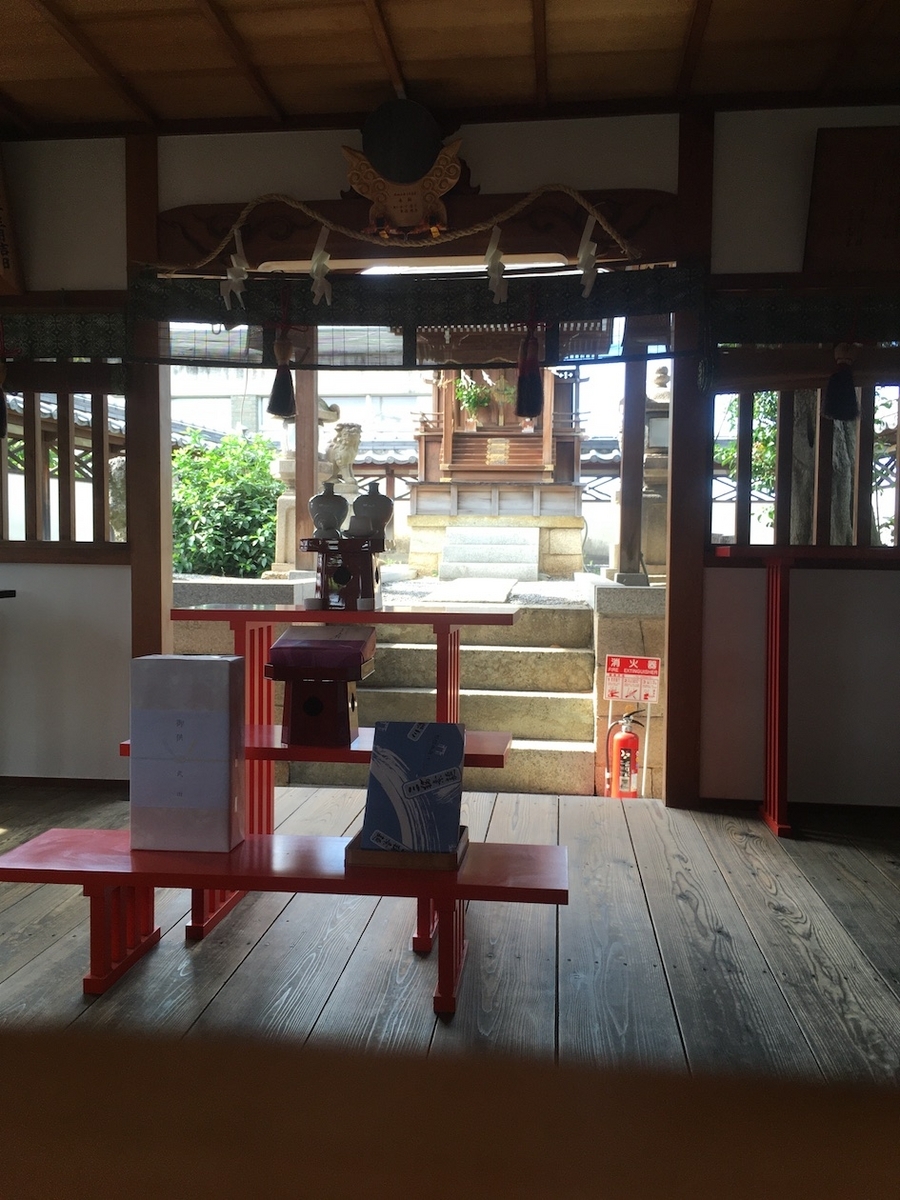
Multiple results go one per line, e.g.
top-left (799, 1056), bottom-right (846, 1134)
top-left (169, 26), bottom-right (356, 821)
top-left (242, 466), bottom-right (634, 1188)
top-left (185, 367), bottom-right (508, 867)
top-left (822, 344), bottom-right (859, 421)
top-left (516, 327), bottom-right (543, 418)
top-left (267, 335), bottom-right (295, 419)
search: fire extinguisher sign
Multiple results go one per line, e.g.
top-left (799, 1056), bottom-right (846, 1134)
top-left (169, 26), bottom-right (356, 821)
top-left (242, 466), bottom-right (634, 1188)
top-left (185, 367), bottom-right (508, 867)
top-left (604, 655), bottom-right (661, 703)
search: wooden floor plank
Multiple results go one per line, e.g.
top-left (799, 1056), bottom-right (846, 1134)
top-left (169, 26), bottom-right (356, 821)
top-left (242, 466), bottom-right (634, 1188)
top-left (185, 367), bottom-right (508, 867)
top-left (558, 795), bottom-right (686, 1072)
top-left (188, 891), bottom-right (381, 1043)
top-left (303, 895), bottom-right (442, 1054)
top-left (275, 785), bottom-right (365, 836)
top-left (185, 790), bottom-right (371, 1042)
top-left (696, 812), bottom-right (900, 1085)
top-left (0, 884), bottom-right (85, 984)
top-left (779, 833), bottom-right (900, 999)
top-left (460, 790), bottom-right (497, 843)
top-left (625, 800), bottom-right (820, 1079)
top-left (431, 792), bottom-right (559, 1059)
top-left (0, 886), bottom-right (191, 1029)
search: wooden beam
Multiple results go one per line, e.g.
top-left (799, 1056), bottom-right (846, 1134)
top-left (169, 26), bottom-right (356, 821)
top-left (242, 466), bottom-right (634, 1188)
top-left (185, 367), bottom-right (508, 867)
top-left (532, 0), bottom-right (549, 108)
top-left (57, 392), bottom-right (76, 541)
top-left (715, 345), bottom-right (900, 392)
top-left (22, 390), bottom-right (44, 541)
top-left (0, 90), bottom-right (37, 137)
top-left (23, 0), bottom-right (157, 126)
top-left (194, 0), bottom-right (286, 122)
top-left (817, 0), bottom-right (889, 98)
top-left (734, 390), bottom-right (753, 544)
top-left (675, 0), bottom-right (713, 97)
top-left (126, 133), bottom-right (171, 656)
top-left (4, 361), bottom-right (121, 394)
top-left (362, 0), bottom-right (407, 98)
top-left (853, 383), bottom-right (876, 548)
top-left (0, 150), bottom-right (24, 295)
top-left (813, 393), bottom-right (834, 545)
top-left (618, 356), bottom-right (646, 576)
top-left (664, 107), bottom-right (715, 808)
top-left (0, 540), bottom-right (129, 564)
top-left (91, 390), bottom-right (110, 542)
top-left (0, 411), bottom-right (8, 539)
top-left (773, 390), bottom-right (794, 546)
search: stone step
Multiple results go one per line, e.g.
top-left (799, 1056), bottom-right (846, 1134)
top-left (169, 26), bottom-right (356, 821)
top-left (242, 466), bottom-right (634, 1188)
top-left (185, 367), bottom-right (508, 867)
top-left (356, 687), bottom-right (595, 742)
top-left (439, 526), bottom-right (540, 581)
top-left (363, 643), bottom-right (596, 693)
top-left (288, 739), bottom-right (597, 796)
top-left (438, 561), bottom-right (538, 581)
top-left (443, 526), bottom-right (541, 547)
top-left (376, 606), bottom-right (593, 648)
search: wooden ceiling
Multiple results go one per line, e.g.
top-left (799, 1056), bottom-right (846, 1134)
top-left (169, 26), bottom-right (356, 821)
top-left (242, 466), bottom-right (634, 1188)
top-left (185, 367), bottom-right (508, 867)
top-left (0, 0), bottom-right (897, 140)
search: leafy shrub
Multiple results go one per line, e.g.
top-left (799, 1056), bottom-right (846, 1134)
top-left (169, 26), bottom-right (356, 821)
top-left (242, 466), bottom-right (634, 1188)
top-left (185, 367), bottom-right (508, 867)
top-left (172, 430), bottom-right (283, 578)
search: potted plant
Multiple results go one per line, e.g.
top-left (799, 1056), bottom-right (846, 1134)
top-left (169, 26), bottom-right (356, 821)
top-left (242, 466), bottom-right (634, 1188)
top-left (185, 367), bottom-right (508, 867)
top-left (455, 374), bottom-right (492, 427)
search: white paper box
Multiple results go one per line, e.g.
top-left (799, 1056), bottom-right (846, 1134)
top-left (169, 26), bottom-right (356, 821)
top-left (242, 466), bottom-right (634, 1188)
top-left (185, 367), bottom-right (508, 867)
top-left (130, 655), bottom-right (245, 852)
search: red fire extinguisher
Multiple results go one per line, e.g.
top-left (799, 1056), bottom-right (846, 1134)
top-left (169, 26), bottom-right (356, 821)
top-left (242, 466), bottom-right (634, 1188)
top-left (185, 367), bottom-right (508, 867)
top-left (606, 710), bottom-right (643, 799)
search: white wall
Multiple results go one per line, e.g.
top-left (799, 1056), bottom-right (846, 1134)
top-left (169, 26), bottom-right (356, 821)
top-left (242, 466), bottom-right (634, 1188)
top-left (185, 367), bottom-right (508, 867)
top-left (1, 139), bottom-right (126, 290)
top-left (700, 566), bottom-right (900, 807)
top-left (0, 566), bottom-right (131, 779)
top-left (157, 114), bottom-right (680, 209)
top-left (712, 106), bottom-right (900, 274)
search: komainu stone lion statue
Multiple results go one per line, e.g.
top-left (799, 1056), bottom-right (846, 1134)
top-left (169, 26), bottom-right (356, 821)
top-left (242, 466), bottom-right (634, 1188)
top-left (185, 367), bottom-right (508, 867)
top-left (325, 422), bottom-right (362, 486)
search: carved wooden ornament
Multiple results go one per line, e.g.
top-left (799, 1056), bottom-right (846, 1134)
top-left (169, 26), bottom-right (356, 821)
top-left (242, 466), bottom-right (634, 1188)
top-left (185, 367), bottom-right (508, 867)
top-left (341, 139), bottom-right (462, 236)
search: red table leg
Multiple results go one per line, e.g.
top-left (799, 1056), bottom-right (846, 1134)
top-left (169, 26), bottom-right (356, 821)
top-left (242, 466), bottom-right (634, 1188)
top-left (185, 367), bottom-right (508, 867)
top-left (433, 896), bottom-right (467, 1016)
top-left (434, 624), bottom-right (461, 723)
top-left (412, 896), bottom-right (438, 953)
top-left (83, 884), bottom-right (160, 994)
top-left (188, 619), bottom-right (276, 939)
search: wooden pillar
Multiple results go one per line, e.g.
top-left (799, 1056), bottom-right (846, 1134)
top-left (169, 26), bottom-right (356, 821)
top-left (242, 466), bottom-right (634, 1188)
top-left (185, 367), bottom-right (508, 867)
top-left (853, 383), bottom-right (875, 548)
top-left (126, 135), bottom-right (172, 657)
top-left (813, 391), bottom-right (834, 546)
top-left (618, 352), bottom-right (646, 576)
top-left (663, 104), bottom-right (714, 807)
top-left (734, 390), bottom-right (754, 545)
top-left (773, 390), bottom-right (794, 546)
top-left (294, 329), bottom-right (317, 572)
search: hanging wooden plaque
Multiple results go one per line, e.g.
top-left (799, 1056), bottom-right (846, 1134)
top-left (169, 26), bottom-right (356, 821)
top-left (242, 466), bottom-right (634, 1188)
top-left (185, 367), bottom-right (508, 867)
top-left (0, 152), bottom-right (23, 295)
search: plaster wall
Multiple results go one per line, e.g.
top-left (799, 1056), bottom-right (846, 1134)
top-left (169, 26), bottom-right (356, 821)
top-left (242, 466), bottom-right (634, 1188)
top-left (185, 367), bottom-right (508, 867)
top-left (157, 115), bottom-right (680, 208)
top-left (0, 565), bottom-right (130, 779)
top-left (711, 106), bottom-right (900, 274)
top-left (1, 138), bottom-right (126, 290)
top-left (700, 566), bottom-right (900, 807)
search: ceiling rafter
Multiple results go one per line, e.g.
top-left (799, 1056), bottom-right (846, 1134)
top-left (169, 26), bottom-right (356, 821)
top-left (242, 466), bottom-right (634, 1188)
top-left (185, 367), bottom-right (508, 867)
top-left (194, 0), bottom-right (286, 122)
top-left (532, 0), bottom-right (549, 108)
top-left (675, 0), bottom-right (713, 96)
top-left (817, 0), bottom-right (889, 97)
top-left (0, 90), bottom-right (38, 137)
top-left (23, 0), bottom-right (157, 126)
top-left (362, 0), bottom-right (407, 98)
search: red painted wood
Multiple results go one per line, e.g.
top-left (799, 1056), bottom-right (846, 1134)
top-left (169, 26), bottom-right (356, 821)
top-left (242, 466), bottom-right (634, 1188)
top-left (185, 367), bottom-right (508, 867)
top-left (122, 727), bottom-right (511, 768)
top-left (0, 829), bottom-right (568, 903)
top-left (0, 829), bottom-right (567, 1010)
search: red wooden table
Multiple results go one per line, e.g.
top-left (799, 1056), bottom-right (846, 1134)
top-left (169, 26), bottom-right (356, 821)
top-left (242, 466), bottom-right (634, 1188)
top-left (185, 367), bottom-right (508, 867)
top-left (0, 828), bottom-right (568, 1015)
top-left (156, 604), bottom-right (522, 936)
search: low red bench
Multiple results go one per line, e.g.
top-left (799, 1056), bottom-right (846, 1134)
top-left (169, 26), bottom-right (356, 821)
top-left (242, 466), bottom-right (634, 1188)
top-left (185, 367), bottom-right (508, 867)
top-left (0, 829), bottom-right (568, 1015)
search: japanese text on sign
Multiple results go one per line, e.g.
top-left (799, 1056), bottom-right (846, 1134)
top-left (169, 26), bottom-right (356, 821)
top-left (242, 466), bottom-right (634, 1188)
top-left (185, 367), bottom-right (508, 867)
top-left (603, 655), bottom-right (661, 703)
